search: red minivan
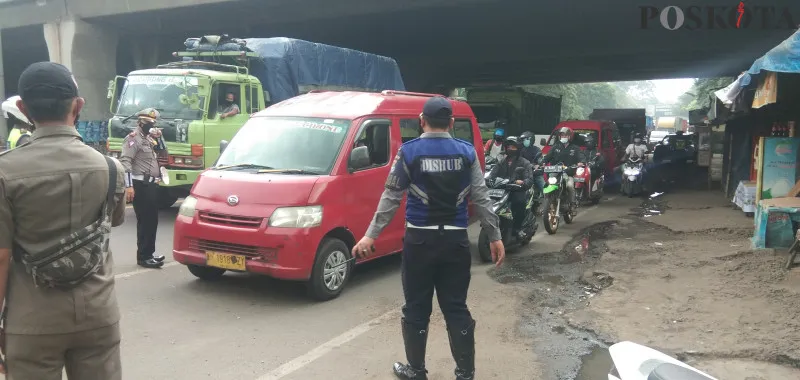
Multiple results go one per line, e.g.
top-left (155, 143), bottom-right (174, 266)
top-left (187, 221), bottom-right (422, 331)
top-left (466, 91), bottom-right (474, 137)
top-left (173, 90), bottom-right (485, 300)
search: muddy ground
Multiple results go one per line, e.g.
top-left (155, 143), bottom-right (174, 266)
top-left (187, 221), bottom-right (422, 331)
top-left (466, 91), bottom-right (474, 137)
top-left (493, 190), bottom-right (800, 379)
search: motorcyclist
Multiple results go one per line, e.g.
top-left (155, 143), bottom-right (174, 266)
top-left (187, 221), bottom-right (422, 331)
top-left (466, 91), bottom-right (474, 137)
top-left (542, 126), bottom-right (586, 206)
top-left (584, 134), bottom-right (605, 185)
top-left (2, 95), bottom-right (33, 150)
top-left (488, 136), bottom-right (534, 239)
top-left (519, 131), bottom-right (544, 196)
top-left (623, 133), bottom-right (648, 162)
top-left (483, 120), bottom-right (508, 159)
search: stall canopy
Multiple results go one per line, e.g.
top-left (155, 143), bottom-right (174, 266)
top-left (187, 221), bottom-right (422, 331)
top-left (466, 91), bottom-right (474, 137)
top-left (740, 29), bottom-right (800, 87)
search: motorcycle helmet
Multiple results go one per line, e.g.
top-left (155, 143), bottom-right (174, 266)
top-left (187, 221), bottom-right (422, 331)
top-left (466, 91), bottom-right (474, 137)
top-left (520, 131), bottom-right (534, 147)
top-left (493, 127), bottom-right (505, 142)
top-left (503, 136), bottom-right (521, 156)
top-left (584, 134), bottom-right (597, 149)
top-left (557, 126), bottom-right (573, 144)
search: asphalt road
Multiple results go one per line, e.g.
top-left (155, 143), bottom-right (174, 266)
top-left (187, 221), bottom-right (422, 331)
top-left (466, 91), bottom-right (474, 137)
top-left (109, 196), bottom-right (636, 379)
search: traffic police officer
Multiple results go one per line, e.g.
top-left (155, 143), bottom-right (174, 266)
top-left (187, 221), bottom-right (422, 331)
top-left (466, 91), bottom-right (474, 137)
top-left (120, 108), bottom-right (166, 269)
top-left (353, 96), bottom-right (505, 380)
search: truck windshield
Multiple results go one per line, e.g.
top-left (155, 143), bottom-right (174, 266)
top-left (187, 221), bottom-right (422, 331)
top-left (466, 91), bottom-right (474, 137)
top-left (216, 117), bottom-right (351, 175)
top-left (116, 75), bottom-right (205, 120)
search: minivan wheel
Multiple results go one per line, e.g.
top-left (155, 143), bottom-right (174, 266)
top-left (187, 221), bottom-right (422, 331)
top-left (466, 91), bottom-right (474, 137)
top-left (187, 265), bottom-right (226, 280)
top-left (308, 238), bottom-right (353, 301)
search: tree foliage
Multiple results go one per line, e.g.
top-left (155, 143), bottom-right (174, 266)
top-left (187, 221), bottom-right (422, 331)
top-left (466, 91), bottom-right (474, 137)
top-left (524, 81), bottom-right (656, 120)
top-left (677, 77), bottom-right (735, 111)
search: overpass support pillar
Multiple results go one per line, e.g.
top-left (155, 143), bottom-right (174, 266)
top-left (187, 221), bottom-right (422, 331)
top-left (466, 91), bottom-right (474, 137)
top-left (44, 18), bottom-right (117, 124)
top-left (0, 31), bottom-right (7, 144)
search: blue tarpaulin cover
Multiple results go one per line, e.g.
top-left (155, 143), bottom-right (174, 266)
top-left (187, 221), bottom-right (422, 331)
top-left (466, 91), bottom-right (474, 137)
top-left (740, 30), bottom-right (800, 87)
top-left (186, 37), bottom-right (405, 104)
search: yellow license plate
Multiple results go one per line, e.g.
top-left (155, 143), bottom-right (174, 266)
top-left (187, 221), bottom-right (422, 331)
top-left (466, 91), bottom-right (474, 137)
top-left (206, 251), bottom-right (246, 271)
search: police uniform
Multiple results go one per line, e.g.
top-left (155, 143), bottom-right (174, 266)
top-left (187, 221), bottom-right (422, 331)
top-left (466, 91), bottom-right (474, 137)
top-left (364, 97), bottom-right (501, 380)
top-left (119, 108), bottom-right (165, 268)
top-left (0, 61), bottom-right (126, 380)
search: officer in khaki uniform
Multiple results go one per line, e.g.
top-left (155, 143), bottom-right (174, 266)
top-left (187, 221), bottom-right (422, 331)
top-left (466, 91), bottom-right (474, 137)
top-left (120, 108), bottom-right (166, 269)
top-left (0, 62), bottom-right (126, 379)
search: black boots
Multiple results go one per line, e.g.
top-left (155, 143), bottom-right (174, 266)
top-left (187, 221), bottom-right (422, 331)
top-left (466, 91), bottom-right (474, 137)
top-left (447, 319), bottom-right (476, 380)
top-left (393, 318), bottom-right (429, 379)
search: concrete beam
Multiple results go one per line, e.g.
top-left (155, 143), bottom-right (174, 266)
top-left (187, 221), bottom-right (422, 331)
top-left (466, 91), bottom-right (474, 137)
top-left (43, 18), bottom-right (117, 122)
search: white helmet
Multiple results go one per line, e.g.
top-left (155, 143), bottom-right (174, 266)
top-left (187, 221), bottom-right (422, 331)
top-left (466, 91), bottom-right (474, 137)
top-left (2, 96), bottom-right (32, 126)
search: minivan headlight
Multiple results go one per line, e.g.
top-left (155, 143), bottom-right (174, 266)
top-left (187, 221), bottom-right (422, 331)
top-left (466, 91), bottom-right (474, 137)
top-left (269, 206), bottom-right (323, 228)
top-left (178, 195), bottom-right (197, 218)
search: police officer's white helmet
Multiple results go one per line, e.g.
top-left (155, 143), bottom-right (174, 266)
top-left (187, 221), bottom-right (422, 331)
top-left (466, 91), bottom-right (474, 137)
top-left (2, 96), bottom-right (32, 126)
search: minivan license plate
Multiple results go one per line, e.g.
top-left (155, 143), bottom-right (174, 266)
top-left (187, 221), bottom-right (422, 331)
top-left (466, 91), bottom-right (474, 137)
top-left (206, 251), bottom-right (246, 271)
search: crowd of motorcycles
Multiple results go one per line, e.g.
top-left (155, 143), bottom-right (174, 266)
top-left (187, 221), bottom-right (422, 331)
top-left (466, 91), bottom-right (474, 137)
top-left (477, 152), bottom-right (606, 263)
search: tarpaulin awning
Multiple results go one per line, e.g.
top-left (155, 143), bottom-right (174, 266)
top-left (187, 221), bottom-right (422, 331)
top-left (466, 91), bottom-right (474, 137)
top-left (740, 29), bottom-right (800, 87)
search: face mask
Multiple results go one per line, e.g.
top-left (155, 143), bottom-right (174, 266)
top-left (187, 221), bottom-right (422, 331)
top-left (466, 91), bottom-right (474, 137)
top-left (523, 140), bottom-right (531, 148)
top-left (634, 139), bottom-right (642, 144)
top-left (140, 122), bottom-right (153, 135)
top-left (559, 137), bottom-right (569, 144)
top-left (507, 148), bottom-right (519, 157)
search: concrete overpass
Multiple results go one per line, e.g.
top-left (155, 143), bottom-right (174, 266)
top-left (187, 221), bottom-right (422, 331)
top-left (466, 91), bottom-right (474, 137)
top-left (1, 0), bottom-right (799, 132)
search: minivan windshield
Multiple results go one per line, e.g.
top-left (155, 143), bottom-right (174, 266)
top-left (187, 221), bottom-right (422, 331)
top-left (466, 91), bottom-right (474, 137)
top-left (215, 117), bottom-right (352, 175)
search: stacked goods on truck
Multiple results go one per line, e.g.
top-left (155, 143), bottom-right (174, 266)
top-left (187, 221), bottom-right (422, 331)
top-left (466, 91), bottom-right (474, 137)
top-left (106, 35), bottom-right (405, 208)
top-left (589, 108), bottom-right (647, 146)
top-left (464, 87), bottom-right (562, 144)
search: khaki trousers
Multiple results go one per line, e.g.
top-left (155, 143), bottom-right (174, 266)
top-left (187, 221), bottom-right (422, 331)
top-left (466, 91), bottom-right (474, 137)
top-left (5, 323), bottom-right (121, 380)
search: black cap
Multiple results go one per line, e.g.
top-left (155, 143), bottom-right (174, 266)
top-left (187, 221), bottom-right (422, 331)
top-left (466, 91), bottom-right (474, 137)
top-left (422, 96), bottom-right (453, 121)
top-left (18, 62), bottom-right (79, 101)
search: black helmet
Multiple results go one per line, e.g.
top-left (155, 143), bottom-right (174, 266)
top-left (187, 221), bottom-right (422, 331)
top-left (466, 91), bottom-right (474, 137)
top-left (585, 134), bottom-right (596, 148)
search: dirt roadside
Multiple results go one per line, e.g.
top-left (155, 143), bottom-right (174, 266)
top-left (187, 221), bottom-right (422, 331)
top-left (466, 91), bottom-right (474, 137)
top-left (564, 191), bottom-right (800, 379)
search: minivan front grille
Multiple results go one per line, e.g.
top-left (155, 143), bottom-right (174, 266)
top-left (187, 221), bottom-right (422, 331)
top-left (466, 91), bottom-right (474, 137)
top-left (189, 239), bottom-right (276, 261)
top-left (199, 212), bottom-right (263, 228)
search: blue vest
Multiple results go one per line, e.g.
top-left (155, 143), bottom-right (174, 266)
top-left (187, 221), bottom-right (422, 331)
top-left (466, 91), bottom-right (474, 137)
top-left (400, 136), bottom-right (475, 228)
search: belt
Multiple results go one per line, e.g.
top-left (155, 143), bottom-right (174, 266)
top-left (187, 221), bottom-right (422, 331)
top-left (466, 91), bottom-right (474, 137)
top-left (132, 174), bottom-right (160, 184)
top-left (406, 222), bottom-right (466, 230)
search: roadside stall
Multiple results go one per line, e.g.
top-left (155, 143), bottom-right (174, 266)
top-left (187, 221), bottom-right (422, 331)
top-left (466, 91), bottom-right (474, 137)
top-left (720, 29), bottom-right (800, 248)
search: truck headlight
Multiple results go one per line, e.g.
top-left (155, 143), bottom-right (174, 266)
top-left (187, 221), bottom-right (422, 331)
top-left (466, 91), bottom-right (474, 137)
top-left (548, 177), bottom-right (557, 185)
top-left (269, 206), bottom-right (323, 228)
top-left (178, 195), bottom-right (197, 218)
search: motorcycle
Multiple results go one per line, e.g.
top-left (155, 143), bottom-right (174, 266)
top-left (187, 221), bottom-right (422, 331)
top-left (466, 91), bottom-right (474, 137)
top-left (477, 167), bottom-right (542, 263)
top-left (542, 163), bottom-right (578, 235)
top-left (484, 155), bottom-right (499, 180)
top-left (621, 156), bottom-right (645, 197)
top-left (608, 341), bottom-right (717, 380)
top-left (574, 157), bottom-right (605, 205)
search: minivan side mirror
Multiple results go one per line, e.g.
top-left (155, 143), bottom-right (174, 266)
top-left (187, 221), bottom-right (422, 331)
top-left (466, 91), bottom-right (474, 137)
top-left (540, 138), bottom-right (547, 146)
top-left (220, 140), bottom-right (229, 154)
top-left (349, 146), bottom-right (371, 171)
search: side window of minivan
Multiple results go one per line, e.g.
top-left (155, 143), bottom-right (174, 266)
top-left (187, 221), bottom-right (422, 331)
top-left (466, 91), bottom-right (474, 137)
top-left (400, 119), bottom-right (420, 143)
top-left (451, 119), bottom-right (474, 145)
top-left (353, 119), bottom-right (391, 170)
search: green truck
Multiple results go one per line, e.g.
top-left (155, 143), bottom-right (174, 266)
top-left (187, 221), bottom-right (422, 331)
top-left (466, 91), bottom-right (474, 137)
top-left (106, 35), bottom-right (405, 208)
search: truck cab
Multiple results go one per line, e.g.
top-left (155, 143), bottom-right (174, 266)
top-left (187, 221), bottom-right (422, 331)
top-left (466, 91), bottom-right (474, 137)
top-left (106, 53), bottom-right (267, 208)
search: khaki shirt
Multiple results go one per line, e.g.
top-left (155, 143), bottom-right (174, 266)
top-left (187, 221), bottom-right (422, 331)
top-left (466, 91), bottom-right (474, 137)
top-left (0, 126), bottom-right (126, 335)
top-left (120, 131), bottom-right (160, 178)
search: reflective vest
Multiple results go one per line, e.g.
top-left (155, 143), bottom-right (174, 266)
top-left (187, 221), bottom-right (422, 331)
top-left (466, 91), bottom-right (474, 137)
top-left (6, 127), bottom-right (30, 150)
